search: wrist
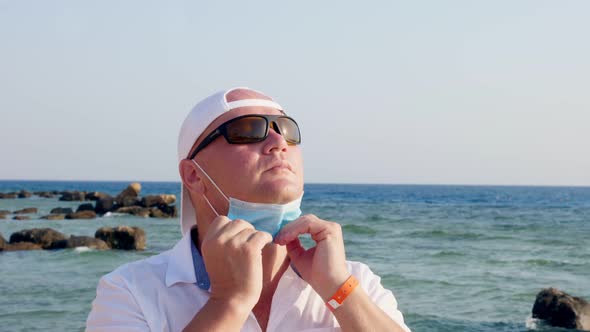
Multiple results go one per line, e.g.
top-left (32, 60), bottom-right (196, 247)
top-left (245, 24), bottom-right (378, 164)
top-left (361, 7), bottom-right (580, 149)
top-left (324, 274), bottom-right (360, 312)
top-left (315, 273), bottom-right (351, 301)
top-left (207, 295), bottom-right (255, 320)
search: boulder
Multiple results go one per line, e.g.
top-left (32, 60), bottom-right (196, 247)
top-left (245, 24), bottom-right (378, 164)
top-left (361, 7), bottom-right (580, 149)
top-left (3, 242), bottom-right (43, 251)
top-left (9, 228), bottom-right (67, 249)
top-left (49, 236), bottom-right (109, 250)
top-left (0, 233), bottom-right (6, 251)
top-left (0, 213), bottom-right (6, 219)
top-left (65, 210), bottom-right (97, 219)
top-left (86, 192), bottom-right (110, 201)
top-left (50, 207), bottom-right (74, 214)
top-left (0, 193), bottom-right (17, 199)
top-left (120, 197), bottom-right (140, 207)
top-left (95, 226), bottom-right (146, 250)
top-left (59, 191), bottom-right (86, 201)
top-left (115, 183), bottom-right (141, 206)
top-left (41, 214), bottom-right (66, 220)
top-left (141, 194), bottom-right (176, 208)
top-left (18, 190), bottom-right (32, 198)
top-left (14, 207), bottom-right (38, 214)
top-left (37, 192), bottom-right (55, 198)
top-left (13, 215), bottom-right (31, 220)
top-left (532, 288), bottom-right (590, 331)
top-left (115, 206), bottom-right (150, 218)
top-left (95, 195), bottom-right (117, 215)
top-left (0, 210), bottom-right (10, 214)
top-left (157, 204), bottom-right (177, 218)
top-left (149, 207), bottom-right (167, 218)
top-left (149, 204), bottom-right (177, 218)
top-left (76, 203), bottom-right (95, 212)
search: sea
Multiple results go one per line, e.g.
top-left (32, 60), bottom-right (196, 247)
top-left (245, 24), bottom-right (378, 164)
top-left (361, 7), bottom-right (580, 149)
top-left (0, 181), bottom-right (589, 332)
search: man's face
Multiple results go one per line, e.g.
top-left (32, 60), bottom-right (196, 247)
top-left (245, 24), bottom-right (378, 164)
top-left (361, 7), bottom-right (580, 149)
top-left (190, 105), bottom-right (304, 209)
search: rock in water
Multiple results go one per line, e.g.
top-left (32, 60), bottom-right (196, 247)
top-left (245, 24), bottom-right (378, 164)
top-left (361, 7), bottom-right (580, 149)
top-left (35, 191), bottom-right (55, 198)
top-left (40, 214), bottom-right (66, 220)
top-left (66, 211), bottom-right (97, 219)
top-left (50, 207), bottom-right (74, 214)
top-left (532, 288), bottom-right (590, 331)
top-left (95, 195), bottom-right (117, 215)
top-left (18, 190), bottom-right (32, 198)
top-left (0, 233), bottom-right (6, 251)
top-left (13, 207), bottom-right (38, 214)
top-left (67, 236), bottom-right (109, 249)
top-left (115, 206), bottom-right (150, 218)
top-left (59, 191), bottom-right (86, 201)
top-left (115, 183), bottom-right (141, 206)
top-left (13, 215), bottom-right (31, 220)
top-left (141, 194), bottom-right (176, 207)
top-left (95, 226), bottom-right (146, 250)
top-left (149, 204), bottom-right (177, 218)
top-left (49, 236), bottom-right (109, 250)
top-left (86, 192), bottom-right (110, 201)
top-left (9, 228), bottom-right (67, 249)
top-left (76, 203), bottom-right (95, 212)
top-left (3, 242), bottom-right (43, 251)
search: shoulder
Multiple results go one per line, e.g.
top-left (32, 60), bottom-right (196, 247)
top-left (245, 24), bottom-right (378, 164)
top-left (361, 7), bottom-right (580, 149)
top-left (345, 260), bottom-right (392, 298)
top-left (99, 249), bottom-right (172, 291)
top-left (345, 260), bottom-right (383, 287)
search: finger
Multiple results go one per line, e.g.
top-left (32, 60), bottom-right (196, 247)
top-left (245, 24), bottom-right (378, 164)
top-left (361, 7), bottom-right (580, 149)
top-left (228, 227), bottom-right (257, 247)
top-left (217, 218), bottom-right (255, 242)
top-left (246, 231), bottom-right (273, 250)
top-left (276, 215), bottom-right (340, 244)
top-left (284, 237), bottom-right (305, 259)
top-left (204, 215), bottom-right (231, 240)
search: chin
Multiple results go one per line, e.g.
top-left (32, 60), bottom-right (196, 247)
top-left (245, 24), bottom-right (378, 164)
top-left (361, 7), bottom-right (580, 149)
top-left (259, 178), bottom-right (303, 204)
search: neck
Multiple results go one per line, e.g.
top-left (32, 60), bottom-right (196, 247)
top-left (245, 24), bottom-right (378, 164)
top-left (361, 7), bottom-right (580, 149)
top-left (194, 197), bottom-right (290, 296)
top-left (260, 244), bottom-right (289, 294)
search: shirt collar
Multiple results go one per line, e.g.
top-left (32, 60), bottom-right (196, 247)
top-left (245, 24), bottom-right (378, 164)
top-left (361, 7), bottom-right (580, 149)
top-left (165, 228), bottom-right (302, 290)
top-left (190, 234), bottom-right (211, 290)
top-left (165, 228), bottom-right (210, 290)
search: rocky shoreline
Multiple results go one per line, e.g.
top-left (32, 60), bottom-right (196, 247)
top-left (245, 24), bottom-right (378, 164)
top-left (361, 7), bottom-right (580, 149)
top-left (0, 182), bottom-right (177, 220)
top-left (0, 182), bottom-right (176, 251)
top-left (0, 226), bottom-right (145, 251)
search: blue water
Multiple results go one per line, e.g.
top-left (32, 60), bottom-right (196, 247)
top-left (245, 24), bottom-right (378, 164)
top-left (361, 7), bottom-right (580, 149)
top-left (1, 181), bottom-right (589, 332)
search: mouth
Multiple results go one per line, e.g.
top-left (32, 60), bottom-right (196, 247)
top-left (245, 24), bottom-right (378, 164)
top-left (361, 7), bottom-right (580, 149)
top-left (265, 160), bottom-right (294, 174)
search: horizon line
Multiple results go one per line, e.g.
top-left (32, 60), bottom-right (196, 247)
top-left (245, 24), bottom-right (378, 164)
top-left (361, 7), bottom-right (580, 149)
top-left (1, 178), bottom-right (589, 189)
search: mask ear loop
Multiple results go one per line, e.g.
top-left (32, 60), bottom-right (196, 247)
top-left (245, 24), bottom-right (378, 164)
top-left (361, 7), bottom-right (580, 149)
top-left (191, 159), bottom-right (230, 217)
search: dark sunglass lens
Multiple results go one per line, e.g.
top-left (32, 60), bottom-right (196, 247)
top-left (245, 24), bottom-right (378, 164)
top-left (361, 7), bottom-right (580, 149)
top-left (225, 117), bottom-right (268, 143)
top-left (277, 117), bottom-right (301, 144)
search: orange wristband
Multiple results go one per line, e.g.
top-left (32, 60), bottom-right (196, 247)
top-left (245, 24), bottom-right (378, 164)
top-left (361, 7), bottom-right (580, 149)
top-left (326, 275), bottom-right (359, 311)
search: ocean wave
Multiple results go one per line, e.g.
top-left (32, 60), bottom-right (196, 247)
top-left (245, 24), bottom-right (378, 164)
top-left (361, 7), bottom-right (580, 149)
top-left (341, 224), bottom-right (377, 235)
top-left (408, 229), bottom-right (485, 240)
top-left (103, 212), bottom-right (127, 217)
top-left (432, 250), bottom-right (466, 258)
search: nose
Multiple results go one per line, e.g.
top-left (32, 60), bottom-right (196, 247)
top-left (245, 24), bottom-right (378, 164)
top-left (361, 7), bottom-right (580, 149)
top-left (262, 122), bottom-right (288, 154)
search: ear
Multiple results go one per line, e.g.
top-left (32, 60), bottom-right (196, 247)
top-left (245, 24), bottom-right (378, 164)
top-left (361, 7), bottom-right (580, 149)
top-left (179, 159), bottom-right (205, 195)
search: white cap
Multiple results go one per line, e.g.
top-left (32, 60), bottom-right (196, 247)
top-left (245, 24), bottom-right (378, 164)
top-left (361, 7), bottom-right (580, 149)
top-left (177, 87), bottom-right (284, 235)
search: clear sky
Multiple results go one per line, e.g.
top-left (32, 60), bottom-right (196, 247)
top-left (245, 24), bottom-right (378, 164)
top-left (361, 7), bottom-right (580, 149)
top-left (1, 1), bottom-right (589, 186)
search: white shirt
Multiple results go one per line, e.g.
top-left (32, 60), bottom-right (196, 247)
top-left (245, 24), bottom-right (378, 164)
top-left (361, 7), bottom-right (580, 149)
top-left (86, 230), bottom-right (411, 332)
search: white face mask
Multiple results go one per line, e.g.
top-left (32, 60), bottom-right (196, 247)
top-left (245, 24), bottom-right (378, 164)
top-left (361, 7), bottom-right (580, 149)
top-left (192, 160), bottom-right (303, 238)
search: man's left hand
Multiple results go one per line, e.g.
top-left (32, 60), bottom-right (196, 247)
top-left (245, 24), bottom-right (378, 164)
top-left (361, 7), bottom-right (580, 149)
top-left (274, 214), bottom-right (349, 301)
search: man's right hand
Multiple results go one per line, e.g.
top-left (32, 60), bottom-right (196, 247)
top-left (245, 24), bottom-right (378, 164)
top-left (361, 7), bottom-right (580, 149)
top-left (200, 216), bottom-right (272, 312)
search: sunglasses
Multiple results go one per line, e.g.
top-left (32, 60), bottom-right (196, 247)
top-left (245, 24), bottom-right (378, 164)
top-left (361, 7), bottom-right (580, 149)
top-left (188, 114), bottom-right (302, 159)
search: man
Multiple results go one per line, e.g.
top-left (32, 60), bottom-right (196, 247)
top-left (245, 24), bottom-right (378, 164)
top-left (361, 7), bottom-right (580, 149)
top-left (87, 87), bottom-right (410, 332)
